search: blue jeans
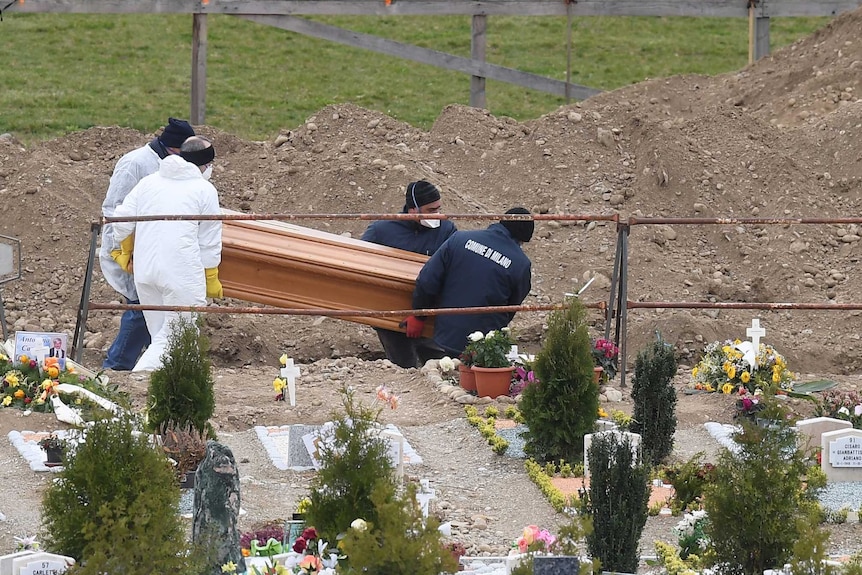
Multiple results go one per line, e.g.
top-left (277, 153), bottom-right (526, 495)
top-left (102, 301), bottom-right (151, 370)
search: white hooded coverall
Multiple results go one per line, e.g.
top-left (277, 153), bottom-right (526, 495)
top-left (111, 155), bottom-right (222, 371)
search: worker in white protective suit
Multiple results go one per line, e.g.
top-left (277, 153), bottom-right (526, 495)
top-left (100, 117), bottom-right (196, 370)
top-left (110, 135), bottom-right (223, 372)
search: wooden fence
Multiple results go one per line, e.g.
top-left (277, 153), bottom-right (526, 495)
top-left (6, 0), bottom-right (862, 124)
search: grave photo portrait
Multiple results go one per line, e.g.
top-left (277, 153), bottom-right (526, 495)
top-left (14, 331), bottom-right (68, 369)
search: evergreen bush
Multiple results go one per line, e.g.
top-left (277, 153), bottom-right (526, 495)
top-left (579, 431), bottom-right (650, 573)
top-left (304, 386), bottom-right (395, 544)
top-left (41, 415), bottom-right (207, 574)
top-left (338, 482), bottom-right (457, 575)
top-left (520, 297), bottom-right (598, 463)
top-left (630, 334), bottom-right (678, 466)
top-left (146, 314), bottom-right (216, 437)
top-left (703, 420), bottom-right (826, 575)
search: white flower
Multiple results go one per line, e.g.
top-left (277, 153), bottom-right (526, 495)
top-left (439, 357), bottom-right (455, 372)
top-left (468, 331), bottom-right (484, 342)
top-left (855, 404), bottom-right (862, 417)
top-left (501, 327), bottom-right (511, 333)
top-left (485, 330), bottom-right (496, 339)
top-left (838, 406), bottom-right (850, 416)
top-left (351, 518), bottom-right (368, 531)
top-left (321, 552), bottom-right (340, 569)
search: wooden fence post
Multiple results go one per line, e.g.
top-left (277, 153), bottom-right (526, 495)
top-left (470, 14), bottom-right (487, 109)
top-left (754, 16), bottom-right (771, 60)
top-left (191, 13), bottom-right (208, 125)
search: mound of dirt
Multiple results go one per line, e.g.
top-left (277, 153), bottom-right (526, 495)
top-left (1, 9), bottom-right (861, 373)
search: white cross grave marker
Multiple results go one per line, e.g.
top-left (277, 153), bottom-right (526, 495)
top-left (746, 318), bottom-right (766, 349)
top-left (505, 345), bottom-right (520, 363)
top-left (280, 358), bottom-right (301, 406)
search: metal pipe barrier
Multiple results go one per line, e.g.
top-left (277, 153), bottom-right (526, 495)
top-left (607, 215), bottom-right (862, 387)
top-left (77, 209), bottom-right (862, 390)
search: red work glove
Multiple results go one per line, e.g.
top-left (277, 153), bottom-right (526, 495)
top-left (404, 315), bottom-right (425, 338)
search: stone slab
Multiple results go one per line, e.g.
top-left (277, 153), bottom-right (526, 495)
top-left (796, 417), bottom-right (852, 457)
top-left (0, 551), bottom-right (34, 575)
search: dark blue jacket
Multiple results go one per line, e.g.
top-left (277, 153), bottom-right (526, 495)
top-left (361, 217), bottom-right (457, 256)
top-left (412, 223), bottom-right (531, 355)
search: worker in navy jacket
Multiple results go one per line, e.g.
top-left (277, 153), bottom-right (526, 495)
top-left (361, 180), bottom-right (457, 367)
top-left (406, 207), bottom-right (533, 357)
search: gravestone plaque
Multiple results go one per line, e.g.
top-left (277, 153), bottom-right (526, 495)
top-left (830, 436), bottom-right (862, 467)
top-left (821, 428), bottom-right (862, 482)
top-left (10, 554), bottom-right (73, 575)
top-left (533, 556), bottom-right (580, 575)
top-left (19, 558), bottom-right (68, 575)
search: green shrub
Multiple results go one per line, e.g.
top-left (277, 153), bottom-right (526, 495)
top-left (304, 386), bottom-right (395, 544)
top-left (630, 335), bottom-right (678, 466)
top-left (579, 431), bottom-right (650, 573)
top-left (521, 297), bottom-right (598, 463)
top-left (789, 518), bottom-right (838, 575)
top-left (660, 452), bottom-right (716, 512)
top-left (339, 482), bottom-right (457, 575)
top-left (704, 421), bottom-right (827, 575)
top-left (146, 315), bottom-right (215, 437)
top-left (41, 416), bottom-right (206, 574)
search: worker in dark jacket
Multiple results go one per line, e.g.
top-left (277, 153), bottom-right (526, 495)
top-left (406, 207), bottom-right (533, 357)
top-left (361, 180), bottom-right (457, 367)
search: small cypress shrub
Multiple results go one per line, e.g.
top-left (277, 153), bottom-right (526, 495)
top-left (338, 482), bottom-right (457, 575)
top-left (630, 334), bottom-right (678, 466)
top-left (704, 420), bottom-right (826, 575)
top-left (304, 385), bottom-right (395, 544)
top-left (41, 415), bottom-right (207, 574)
top-left (146, 314), bottom-right (215, 437)
top-left (579, 431), bottom-right (650, 573)
top-left (520, 297), bottom-right (598, 463)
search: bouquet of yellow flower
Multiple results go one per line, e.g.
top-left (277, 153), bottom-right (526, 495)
top-left (690, 339), bottom-right (794, 394)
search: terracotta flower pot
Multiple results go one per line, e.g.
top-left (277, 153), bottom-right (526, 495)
top-left (473, 366), bottom-right (515, 398)
top-left (458, 364), bottom-right (477, 392)
top-left (593, 366), bottom-right (604, 385)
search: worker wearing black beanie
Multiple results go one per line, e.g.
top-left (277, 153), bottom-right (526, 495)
top-left (500, 207), bottom-right (535, 243)
top-left (407, 206), bottom-right (534, 358)
top-left (361, 180), bottom-right (458, 368)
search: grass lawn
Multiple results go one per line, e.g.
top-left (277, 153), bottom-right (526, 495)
top-left (0, 13), bottom-right (827, 144)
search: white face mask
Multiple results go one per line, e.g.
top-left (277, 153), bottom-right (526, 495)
top-left (202, 165), bottom-right (213, 181)
top-left (420, 218), bottom-right (441, 229)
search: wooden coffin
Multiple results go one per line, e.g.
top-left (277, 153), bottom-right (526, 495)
top-left (219, 212), bottom-right (433, 336)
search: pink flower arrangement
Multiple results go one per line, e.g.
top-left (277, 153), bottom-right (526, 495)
top-left (592, 338), bottom-right (620, 380)
top-left (515, 524), bottom-right (556, 554)
top-left (510, 366), bottom-right (538, 396)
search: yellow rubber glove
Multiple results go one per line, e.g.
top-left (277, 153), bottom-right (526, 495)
top-left (205, 267), bottom-right (223, 298)
top-left (110, 234), bottom-right (135, 273)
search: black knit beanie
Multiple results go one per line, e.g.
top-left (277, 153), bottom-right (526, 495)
top-left (501, 207), bottom-right (534, 243)
top-left (404, 180), bottom-right (441, 211)
top-left (159, 118), bottom-right (195, 148)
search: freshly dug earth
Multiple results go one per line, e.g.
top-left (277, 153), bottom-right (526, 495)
top-left (1, 5), bottom-right (862, 568)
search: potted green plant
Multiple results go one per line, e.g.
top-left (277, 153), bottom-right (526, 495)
top-left (38, 433), bottom-right (67, 466)
top-left (468, 329), bottom-right (516, 398)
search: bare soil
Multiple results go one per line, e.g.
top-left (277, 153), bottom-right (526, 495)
top-left (2, 5), bottom-right (862, 567)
